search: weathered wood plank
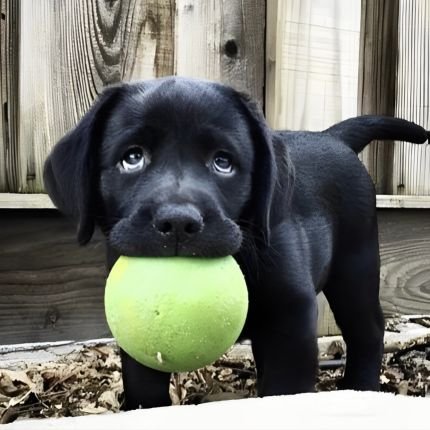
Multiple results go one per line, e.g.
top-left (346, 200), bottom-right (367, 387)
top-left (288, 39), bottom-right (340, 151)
top-left (265, 0), bottom-right (361, 130)
top-left (121, 0), bottom-right (175, 81)
top-left (0, 0), bottom-right (19, 193)
top-left (9, 0), bottom-right (265, 195)
top-left (16, 0), bottom-right (175, 194)
top-left (3, 193), bottom-right (429, 210)
top-left (1, 209), bottom-right (430, 344)
top-left (378, 209), bottom-right (430, 316)
top-left (317, 294), bottom-right (340, 336)
top-left (1, 192), bottom-right (427, 211)
top-left (357, 0), bottom-right (400, 194)
top-left (0, 210), bottom-right (108, 344)
top-left (376, 195), bottom-right (430, 209)
top-left (0, 193), bottom-right (54, 209)
top-left (175, 0), bottom-right (265, 105)
top-left (319, 210), bottom-right (430, 332)
top-left (0, 0), bottom-right (6, 191)
top-left (393, 0), bottom-right (430, 196)
top-left (265, 0), bottom-right (281, 128)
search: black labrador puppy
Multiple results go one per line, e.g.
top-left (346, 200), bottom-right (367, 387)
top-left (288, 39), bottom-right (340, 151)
top-left (43, 77), bottom-right (429, 410)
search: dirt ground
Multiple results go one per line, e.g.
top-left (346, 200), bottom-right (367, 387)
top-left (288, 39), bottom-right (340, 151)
top-left (1, 319), bottom-right (429, 424)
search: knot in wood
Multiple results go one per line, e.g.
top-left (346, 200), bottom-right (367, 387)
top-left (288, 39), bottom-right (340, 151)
top-left (224, 39), bottom-right (239, 58)
top-left (45, 307), bottom-right (60, 328)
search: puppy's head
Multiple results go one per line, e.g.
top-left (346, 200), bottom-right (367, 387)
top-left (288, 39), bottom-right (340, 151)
top-left (44, 77), bottom-right (276, 257)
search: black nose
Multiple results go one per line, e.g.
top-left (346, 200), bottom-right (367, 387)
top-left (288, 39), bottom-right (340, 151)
top-left (153, 204), bottom-right (203, 241)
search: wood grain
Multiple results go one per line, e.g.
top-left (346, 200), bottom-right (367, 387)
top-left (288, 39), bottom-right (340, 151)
top-left (319, 210), bottom-right (430, 333)
top-left (0, 210), bottom-right (108, 345)
top-left (265, 0), bottom-right (361, 130)
top-left (357, 0), bottom-right (399, 194)
top-left (376, 195), bottom-right (430, 209)
top-left (7, 0), bottom-right (265, 197)
top-left (6, 193), bottom-right (430, 210)
top-left (0, 0), bottom-right (6, 191)
top-left (378, 209), bottom-right (430, 316)
top-left (317, 294), bottom-right (340, 336)
top-left (1, 209), bottom-right (429, 344)
top-left (393, 0), bottom-right (430, 196)
top-left (16, 0), bottom-right (175, 194)
top-left (265, 0), bottom-right (281, 128)
top-left (0, 0), bottom-right (19, 193)
top-left (175, 0), bottom-right (265, 105)
top-left (0, 193), bottom-right (54, 209)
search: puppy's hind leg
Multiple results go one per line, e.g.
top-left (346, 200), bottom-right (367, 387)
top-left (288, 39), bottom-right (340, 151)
top-left (324, 236), bottom-right (384, 391)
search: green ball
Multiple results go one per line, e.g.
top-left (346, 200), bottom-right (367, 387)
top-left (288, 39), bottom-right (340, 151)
top-left (105, 256), bottom-right (248, 372)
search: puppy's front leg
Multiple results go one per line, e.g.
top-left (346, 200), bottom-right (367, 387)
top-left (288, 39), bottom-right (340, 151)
top-left (250, 223), bottom-right (321, 396)
top-left (251, 289), bottom-right (319, 396)
top-left (120, 349), bottom-right (171, 410)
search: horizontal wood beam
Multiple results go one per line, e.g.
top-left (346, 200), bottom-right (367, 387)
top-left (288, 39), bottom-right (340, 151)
top-left (0, 209), bottom-right (107, 344)
top-left (376, 195), bottom-right (430, 209)
top-left (0, 193), bottom-right (54, 208)
top-left (1, 208), bottom-right (430, 344)
top-left (3, 194), bottom-right (430, 210)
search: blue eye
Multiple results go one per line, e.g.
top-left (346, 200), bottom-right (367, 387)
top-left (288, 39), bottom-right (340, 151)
top-left (120, 147), bottom-right (145, 173)
top-left (213, 152), bottom-right (234, 174)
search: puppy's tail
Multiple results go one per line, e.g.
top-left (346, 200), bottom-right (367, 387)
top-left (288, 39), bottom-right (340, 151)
top-left (325, 115), bottom-right (429, 154)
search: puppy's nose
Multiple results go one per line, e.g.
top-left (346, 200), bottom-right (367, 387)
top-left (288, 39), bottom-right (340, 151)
top-left (153, 204), bottom-right (203, 241)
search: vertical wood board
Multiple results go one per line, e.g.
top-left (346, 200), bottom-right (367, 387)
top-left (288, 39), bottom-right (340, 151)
top-left (265, 0), bottom-right (361, 131)
top-left (0, 0), bottom-right (6, 190)
top-left (6, 0), bottom-right (266, 194)
top-left (175, 0), bottom-right (265, 105)
top-left (393, 0), bottom-right (430, 196)
top-left (16, 0), bottom-right (175, 193)
top-left (0, 0), bottom-right (19, 192)
top-left (357, 0), bottom-right (399, 195)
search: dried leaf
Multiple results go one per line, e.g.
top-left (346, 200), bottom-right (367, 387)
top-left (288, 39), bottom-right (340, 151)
top-left (79, 402), bottom-right (108, 415)
top-left (98, 390), bottom-right (119, 409)
top-left (380, 374), bottom-right (390, 384)
top-left (0, 372), bottom-right (26, 397)
top-left (398, 381), bottom-right (409, 395)
top-left (0, 370), bottom-right (35, 395)
top-left (1, 332), bottom-right (428, 422)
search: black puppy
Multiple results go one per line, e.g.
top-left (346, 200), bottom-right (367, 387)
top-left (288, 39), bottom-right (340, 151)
top-left (44, 77), bottom-right (429, 410)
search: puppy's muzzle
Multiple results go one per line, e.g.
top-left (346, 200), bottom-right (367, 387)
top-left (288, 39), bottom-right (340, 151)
top-left (153, 203), bottom-right (204, 243)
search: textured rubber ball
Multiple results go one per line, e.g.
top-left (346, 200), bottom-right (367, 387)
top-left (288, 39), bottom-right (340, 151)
top-left (105, 256), bottom-right (248, 372)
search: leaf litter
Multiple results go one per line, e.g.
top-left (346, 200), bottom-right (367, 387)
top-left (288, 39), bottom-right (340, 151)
top-left (0, 335), bottom-right (429, 424)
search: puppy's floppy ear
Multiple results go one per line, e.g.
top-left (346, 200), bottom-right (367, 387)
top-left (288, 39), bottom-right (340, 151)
top-left (43, 85), bottom-right (124, 245)
top-left (235, 92), bottom-right (277, 245)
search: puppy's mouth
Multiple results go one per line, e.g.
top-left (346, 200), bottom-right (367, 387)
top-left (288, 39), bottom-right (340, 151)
top-left (107, 215), bottom-right (243, 258)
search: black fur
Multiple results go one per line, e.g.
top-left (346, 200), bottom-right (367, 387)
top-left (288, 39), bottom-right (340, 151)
top-left (44, 77), bottom-right (429, 410)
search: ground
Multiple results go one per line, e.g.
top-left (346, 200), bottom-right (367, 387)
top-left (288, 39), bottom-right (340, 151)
top-left (0, 318), bottom-right (429, 424)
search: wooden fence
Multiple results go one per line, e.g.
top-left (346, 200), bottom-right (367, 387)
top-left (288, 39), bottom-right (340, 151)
top-left (0, 0), bottom-right (429, 344)
top-left (0, 0), bottom-right (265, 194)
